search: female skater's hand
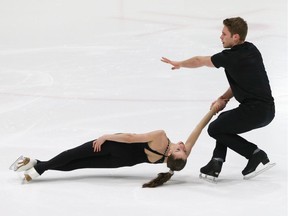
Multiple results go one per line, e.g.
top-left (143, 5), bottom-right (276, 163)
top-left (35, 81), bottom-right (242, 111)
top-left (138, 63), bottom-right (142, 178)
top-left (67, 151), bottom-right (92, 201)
top-left (161, 57), bottom-right (181, 70)
top-left (93, 136), bottom-right (106, 152)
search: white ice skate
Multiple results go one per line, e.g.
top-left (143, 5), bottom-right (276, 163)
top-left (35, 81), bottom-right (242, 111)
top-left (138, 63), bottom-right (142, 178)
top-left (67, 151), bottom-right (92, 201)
top-left (9, 156), bottom-right (37, 172)
top-left (24, 167), bottom-right (40, 182)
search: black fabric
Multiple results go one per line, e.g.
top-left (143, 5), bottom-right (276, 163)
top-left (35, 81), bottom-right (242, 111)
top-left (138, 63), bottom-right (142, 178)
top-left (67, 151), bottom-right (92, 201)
top-left (34, 140), bottom-right (162, 175)
top-left (208, 94), bottom-right (275, 161)
top-left (144, 139), bottom-right (170, 163)
top-left (211, 42), bottom-right (274, 104)
top-left (209, 42), bottom-right (275, 161)
top-left (145, 143), bottom-right (165, 156)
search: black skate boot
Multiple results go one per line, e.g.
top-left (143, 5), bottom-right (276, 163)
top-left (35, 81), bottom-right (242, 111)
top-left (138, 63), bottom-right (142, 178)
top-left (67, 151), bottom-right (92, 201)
top-left (242, 149), bottom-right (275, 179)
top-left (242, 150), bottom-right (269, 176)
top-left (199, 158), bottom-right (223, 183)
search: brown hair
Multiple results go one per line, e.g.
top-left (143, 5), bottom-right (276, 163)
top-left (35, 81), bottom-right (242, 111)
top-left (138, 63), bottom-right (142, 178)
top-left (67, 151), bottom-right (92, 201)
top-left (142, 155), bottom-right (187, 188)
top-left (223, 17), bottom-right (248, 41)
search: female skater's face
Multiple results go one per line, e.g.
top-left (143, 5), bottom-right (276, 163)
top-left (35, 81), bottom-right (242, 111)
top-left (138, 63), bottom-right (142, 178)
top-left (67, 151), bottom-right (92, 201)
top-left (172, 141), bottom-right (187, 160)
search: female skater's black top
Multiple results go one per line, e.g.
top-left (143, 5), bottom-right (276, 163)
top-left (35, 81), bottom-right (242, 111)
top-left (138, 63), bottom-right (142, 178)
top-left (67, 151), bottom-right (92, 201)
top-left (101, 139), bottom-right (170, 168)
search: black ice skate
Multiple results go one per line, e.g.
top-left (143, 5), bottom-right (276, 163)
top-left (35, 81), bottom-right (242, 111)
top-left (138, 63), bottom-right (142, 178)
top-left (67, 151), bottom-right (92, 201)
top-left (242, 150), bottom-right (276, 180)
top-left (199, 158), bottom-right (223, 183)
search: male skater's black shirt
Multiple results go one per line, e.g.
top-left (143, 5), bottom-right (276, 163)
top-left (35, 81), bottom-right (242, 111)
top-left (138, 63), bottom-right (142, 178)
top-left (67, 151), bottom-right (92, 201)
top-left (211, 42), bottom-right (274, 104)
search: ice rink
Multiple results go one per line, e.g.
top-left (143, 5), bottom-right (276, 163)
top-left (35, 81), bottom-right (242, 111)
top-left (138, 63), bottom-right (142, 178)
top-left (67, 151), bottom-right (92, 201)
top-left (0, 0), bottom-right (287, 215)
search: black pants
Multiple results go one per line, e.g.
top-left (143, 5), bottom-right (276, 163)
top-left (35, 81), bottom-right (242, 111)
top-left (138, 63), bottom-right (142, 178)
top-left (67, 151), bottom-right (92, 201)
top-left (34, 141), bottom-right (113, 175)
top-left (207, 101), bottom-right (275, 161)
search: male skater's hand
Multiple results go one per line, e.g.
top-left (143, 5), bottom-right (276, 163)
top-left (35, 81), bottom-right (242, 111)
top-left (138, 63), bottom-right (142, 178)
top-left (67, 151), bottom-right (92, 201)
top-left (211, 98), bottom-right (229, 113)
top-left (161, 57), bottom-right (181, 70)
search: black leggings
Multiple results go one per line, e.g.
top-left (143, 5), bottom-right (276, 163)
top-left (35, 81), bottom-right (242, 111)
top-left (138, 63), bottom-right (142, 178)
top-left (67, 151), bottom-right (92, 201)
top-left (34, 141), bottom-right (114, 175)
top-left (207, 102), bottom-right (275, 161)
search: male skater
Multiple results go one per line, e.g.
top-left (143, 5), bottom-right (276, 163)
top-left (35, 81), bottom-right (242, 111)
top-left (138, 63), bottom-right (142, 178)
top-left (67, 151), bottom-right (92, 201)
top-left (162, 17), bottom-right (275, 180)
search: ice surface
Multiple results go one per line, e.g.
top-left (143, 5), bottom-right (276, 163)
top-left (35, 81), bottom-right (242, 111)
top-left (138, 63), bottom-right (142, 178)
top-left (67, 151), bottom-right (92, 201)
top-left (0, 0), bottom-right (287, 216)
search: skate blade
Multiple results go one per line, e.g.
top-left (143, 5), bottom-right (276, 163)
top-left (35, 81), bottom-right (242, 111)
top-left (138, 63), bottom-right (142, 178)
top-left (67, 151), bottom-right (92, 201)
top-left (9, 156), bottom-right (24, 171)
top-left (21, 177), bottom-right (28, 184)
top-left (243, 162), bottom-right (276, 180)
top-left (199, 173), bottom-right (218, 184)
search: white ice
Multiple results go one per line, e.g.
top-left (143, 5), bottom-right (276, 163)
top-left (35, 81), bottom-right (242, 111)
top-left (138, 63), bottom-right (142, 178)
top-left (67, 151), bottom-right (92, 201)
top-left (0, 0), bottom-right (287, 215)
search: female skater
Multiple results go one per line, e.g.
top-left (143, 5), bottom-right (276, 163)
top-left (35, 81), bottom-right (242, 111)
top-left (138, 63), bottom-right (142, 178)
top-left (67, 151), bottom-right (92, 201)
top-left (11, 106), bottom-right (217, 187)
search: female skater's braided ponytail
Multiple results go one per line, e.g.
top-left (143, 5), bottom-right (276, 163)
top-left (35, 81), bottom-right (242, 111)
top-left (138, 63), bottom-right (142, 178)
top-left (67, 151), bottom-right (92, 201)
top-left (142, 155), bottom-right (187, 188)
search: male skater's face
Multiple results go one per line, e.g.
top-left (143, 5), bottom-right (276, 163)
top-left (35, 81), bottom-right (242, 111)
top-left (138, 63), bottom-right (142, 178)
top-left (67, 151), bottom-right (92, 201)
top-left (220, 26), bottom-right (237, 48)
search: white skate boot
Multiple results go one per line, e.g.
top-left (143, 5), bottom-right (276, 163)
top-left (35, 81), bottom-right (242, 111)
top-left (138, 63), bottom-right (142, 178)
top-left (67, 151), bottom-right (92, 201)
top-left (24, 167), bottom-right (40, 182)
top-left (9, 156), bottom-right (37, 172)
